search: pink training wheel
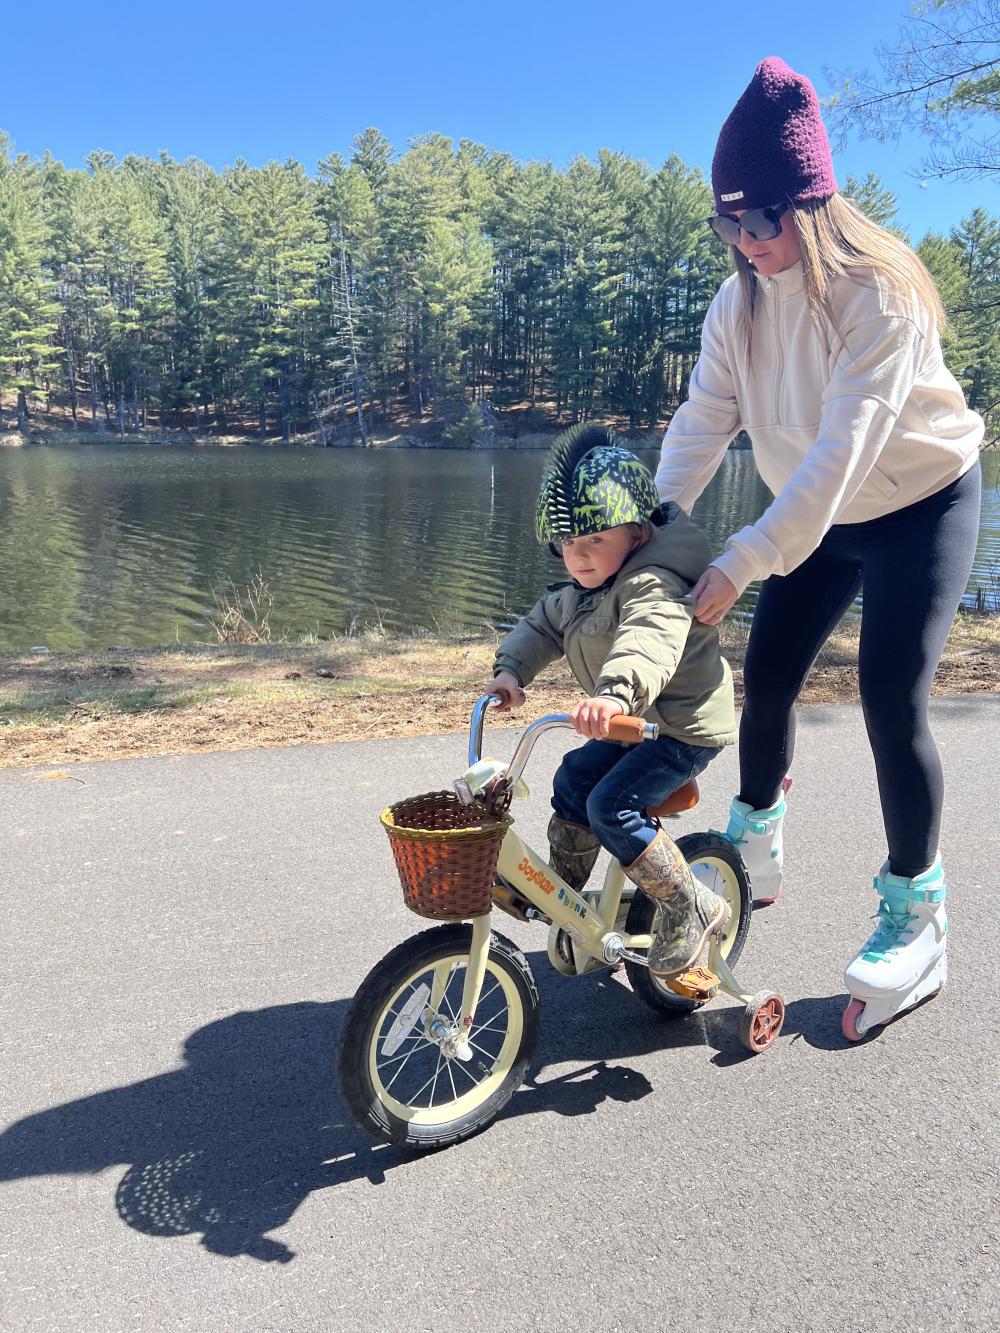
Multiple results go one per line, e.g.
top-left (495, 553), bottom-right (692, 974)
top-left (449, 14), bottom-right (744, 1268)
top-left (740, 991), bottom-right (785, 1053)
top-left (842, 998), bottom-right (867, 1042)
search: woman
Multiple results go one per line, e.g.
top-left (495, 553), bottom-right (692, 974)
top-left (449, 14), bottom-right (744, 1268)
top-left (655, 57), bottom-right (983, 1039)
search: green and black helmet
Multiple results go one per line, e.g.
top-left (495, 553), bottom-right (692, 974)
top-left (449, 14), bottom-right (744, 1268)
top-left (535, 423), bottom-right (660, 548)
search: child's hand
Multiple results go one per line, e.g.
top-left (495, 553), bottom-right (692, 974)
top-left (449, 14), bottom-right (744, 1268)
top-left (569, 696), bottom-right (625, 739)
top-left (489, 672), bottom-right (526, 711)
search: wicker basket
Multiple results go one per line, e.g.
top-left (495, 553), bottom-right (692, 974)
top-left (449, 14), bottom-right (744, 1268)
top-left (381, 790), bottom-right (513, 921)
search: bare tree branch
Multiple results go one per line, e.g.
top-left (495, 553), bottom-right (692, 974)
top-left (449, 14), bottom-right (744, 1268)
top-left (825, 0), bottom-right (1000, 177)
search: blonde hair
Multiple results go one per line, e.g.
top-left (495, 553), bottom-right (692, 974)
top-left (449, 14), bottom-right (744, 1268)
top-left (733, 193), bottom-right (946, 355)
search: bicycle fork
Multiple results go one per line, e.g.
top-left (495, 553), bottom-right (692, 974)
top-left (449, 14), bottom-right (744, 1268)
top-left (425, 914), bottom-right (492, 1063)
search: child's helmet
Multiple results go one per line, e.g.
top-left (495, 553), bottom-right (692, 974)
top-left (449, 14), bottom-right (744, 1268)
top-left (535, 423), bottom-right (659, 546)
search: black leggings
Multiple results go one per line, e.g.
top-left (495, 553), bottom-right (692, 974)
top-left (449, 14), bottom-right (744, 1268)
top-left (739, 462), bottom-right (982, 877)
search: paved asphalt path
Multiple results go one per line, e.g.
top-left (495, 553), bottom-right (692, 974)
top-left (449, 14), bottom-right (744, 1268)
top-left (2, 696), bottom-right (999, 1332)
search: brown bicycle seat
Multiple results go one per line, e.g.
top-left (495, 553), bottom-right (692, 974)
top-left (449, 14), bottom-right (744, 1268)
top-left (645, 779), bottom-right (700, 819)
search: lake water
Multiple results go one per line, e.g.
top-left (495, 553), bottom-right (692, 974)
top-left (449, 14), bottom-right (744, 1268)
top-left (0, 444), bottom-right (997, 652)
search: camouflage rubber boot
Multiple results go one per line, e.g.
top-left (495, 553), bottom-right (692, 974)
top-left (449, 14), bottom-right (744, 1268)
top-left (547, 814), bottom-right (601, 892)
top-left (624, 831), bottom-right (731, 977)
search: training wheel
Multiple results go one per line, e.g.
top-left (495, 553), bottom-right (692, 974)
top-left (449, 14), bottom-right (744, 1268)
top-left (842, 998), bottom-right (867, 1042)
top-left (739, 990), bottom-right (785, 1053)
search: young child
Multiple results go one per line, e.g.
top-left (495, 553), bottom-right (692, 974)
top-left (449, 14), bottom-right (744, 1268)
top-left (487, 424), bottom-right (738, 977)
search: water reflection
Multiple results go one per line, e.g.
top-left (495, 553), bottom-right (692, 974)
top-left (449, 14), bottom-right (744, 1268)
top-left (0, 445), bottom-right (996, 651)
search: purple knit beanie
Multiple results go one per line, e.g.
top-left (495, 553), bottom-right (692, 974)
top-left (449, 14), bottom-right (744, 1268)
top-left (712, 57), bottom-right (838, 212)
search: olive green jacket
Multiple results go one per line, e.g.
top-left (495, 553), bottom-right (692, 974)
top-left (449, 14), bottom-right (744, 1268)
top-left (493, 504), bottom-right (737, 748)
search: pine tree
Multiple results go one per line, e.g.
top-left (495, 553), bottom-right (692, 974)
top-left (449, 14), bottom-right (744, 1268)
top-left (86, 153), bottom-right (172, 433)
top-left (317, 151), bottom-right (378, 441)
top-left (214, 160), bottom-right (327, 440)
top-left (41, 155), bottom-right (112, 428)
top-left (548, 156), bottom-right (626, 422)
top-left (0, 136), bottom-right (61, 430)
top-left (642, 157), bottom-right (725, 424)
top-left (843, 172), bottom-right (902, 229)
top-left (950, 208), bottom-right (1000, 423)
top-left (150, 154), bottom-right (223, 431)
top-left (487, 159), bottom-right (558, 406)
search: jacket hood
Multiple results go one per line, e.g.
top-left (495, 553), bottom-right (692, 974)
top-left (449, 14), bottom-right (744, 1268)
top-left (616, 502), bottom-right (712, 589)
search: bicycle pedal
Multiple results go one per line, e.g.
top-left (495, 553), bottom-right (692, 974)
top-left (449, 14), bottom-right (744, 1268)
top-left (664, 966), bottom-right (720, 1001)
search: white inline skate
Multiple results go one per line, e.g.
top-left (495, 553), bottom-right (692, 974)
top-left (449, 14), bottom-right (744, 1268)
top-left (724, 777), bottom-right (792, 905)
top-left (842, 856), bottom-right (948, 1041)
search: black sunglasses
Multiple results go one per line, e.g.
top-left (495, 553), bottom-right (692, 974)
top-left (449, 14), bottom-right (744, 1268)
top-left (706, 201), bottom-right (790, 245)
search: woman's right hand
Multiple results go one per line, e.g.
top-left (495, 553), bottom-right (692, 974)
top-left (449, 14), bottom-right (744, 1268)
top-left (488, 672), bottom-right (526, 711)
top-left (692, 565), bottom-right (739, 626)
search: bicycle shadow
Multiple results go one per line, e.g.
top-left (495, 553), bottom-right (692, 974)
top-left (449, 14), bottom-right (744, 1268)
top-left (0, 944), bottom-right (774, 1261)
top-left (523, 948), bottom-right (765, 1069)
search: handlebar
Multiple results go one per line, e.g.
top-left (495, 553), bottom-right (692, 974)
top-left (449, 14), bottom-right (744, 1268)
top-left (467, 693), bottom-right (658, 790)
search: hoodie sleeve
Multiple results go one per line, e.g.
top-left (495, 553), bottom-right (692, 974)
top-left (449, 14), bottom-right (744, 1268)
top-left (711, 312), bottom-right (925, 595)
top-left (493, 594), bottom-right (565, 687)
top-left (654, 287), bottom-right (742, 514)
top-left (594, 573), bottom-right (694, 714)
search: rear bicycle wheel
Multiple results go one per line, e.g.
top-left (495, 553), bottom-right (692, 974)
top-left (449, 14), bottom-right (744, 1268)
top-left (337, 924), bottom-right (539, 1148)
top-left (624, 831), bottom-right (752, 1015)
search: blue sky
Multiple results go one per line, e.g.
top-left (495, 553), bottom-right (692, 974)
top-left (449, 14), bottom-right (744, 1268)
top-left (5, 0), bottom-right (995, 238)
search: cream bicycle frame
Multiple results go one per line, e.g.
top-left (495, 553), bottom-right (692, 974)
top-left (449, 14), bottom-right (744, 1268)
top-left (450, 696), bottom-right (751, 1036)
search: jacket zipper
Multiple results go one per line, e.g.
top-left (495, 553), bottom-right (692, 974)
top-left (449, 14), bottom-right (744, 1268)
top-left (771, 280), bottom-right (783, 423)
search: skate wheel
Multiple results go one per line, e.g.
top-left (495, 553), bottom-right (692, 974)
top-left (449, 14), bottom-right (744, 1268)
top-left (739, 990), bottom-right (785, 1053)
top-left (842, 998), bottom-right (867, 1042)
top-left (752, 889), bottom-right (781, 908)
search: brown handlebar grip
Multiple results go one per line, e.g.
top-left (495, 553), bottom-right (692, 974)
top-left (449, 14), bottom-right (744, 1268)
top-left (606, 715), bottom-right (648, 744)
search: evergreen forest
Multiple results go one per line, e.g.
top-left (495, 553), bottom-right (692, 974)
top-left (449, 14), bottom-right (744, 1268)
top-left (1, 128), bottom-right (997, 443)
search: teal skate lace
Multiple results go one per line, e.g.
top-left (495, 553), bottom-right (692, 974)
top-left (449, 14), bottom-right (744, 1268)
top-left (861, 895), bottom-right (916, 964)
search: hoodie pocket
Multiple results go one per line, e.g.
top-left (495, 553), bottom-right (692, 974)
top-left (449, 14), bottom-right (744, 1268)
top-left (867, 463), bottom-right (898, 500)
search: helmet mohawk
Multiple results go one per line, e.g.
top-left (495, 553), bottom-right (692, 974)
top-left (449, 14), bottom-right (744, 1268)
top-left (535, 423), bottom-right (659, 546)
top-left (535, 424), bottom-right (619, 544)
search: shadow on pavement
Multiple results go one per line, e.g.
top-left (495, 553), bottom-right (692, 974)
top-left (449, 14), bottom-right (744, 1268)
top-left (0, 945), bottom-right (764, 1262)
top-left (775, 993), bottom-right (851, 1050)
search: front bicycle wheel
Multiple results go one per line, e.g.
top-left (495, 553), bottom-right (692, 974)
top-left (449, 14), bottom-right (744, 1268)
top-left (337, 924), bottom-right (539, 1148)
top-left (624, 831), bottom-right (752, 1016)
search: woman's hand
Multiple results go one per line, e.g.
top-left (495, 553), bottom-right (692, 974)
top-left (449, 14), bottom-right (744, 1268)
top-left (692, 565), bottom-right (738, 626)
top-left (569, 696), bottom-right (625, 739)
top-left (488, 671), bottom-right (526, 711)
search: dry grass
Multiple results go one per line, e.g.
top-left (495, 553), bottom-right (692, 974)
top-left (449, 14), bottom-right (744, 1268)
top-left (208, 572), bottom-right (277, 644)
top-left (1, 614), bottom-right (999, 769)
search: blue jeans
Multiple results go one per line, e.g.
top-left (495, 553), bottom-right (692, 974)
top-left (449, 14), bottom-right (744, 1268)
top-left (551, 734), bottom-right (720, 867)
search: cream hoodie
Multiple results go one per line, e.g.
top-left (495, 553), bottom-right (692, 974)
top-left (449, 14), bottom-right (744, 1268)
top-left (655, 262), bottom-right (984, 595)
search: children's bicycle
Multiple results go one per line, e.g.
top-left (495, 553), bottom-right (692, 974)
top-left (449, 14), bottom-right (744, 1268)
top-left (337, 695), bottom-right (784, 1148)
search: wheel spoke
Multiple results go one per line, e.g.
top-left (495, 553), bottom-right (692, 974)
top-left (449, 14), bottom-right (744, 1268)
top-left (428, 1051), bottom-right (445, 1108)
top-left (439, 980), bottom-right (461, 1023)
top-left (408, 1055), bottom-right (440, 1106)
top-left (470, 1020), bottom-right (508, 1037)
top-left (467, 1037), bottom-right (502, 1060)
top-left (383, 1041), bottom-right (428, 1092)
top-left (453, 1058), bottom-right (487, 1088)
top-left (378, 1040), bottom-right (425, 1069)
top-left (430, 961), bottom-right (457, 1015)
top-left (378, 1030), bottom-right (424, 1054)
